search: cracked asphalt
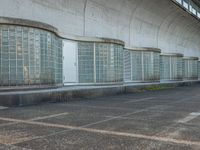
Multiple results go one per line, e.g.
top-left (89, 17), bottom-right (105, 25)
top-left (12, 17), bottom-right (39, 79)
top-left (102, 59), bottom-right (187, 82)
top-left (0, 84), bottom-right (200, 149)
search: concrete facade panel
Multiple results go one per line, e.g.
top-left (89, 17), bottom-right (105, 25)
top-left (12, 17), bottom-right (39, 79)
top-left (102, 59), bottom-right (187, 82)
top-left (0, 0), bottom-right (200, 57)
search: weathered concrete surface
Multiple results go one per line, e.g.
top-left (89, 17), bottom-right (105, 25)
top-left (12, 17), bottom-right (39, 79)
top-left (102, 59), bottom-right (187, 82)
top-left (0, 16), bottom-right (59, 34)
top-left (0, 85), bottom-right (200, 149)
top-left (0, 81), bottom-right (199, 107)
top-left (0, 0), bottom-right (200, 57)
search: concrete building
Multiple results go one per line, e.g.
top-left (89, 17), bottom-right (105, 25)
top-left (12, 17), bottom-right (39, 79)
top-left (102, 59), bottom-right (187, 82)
top-left (0, 0), bottom-right (200, 87)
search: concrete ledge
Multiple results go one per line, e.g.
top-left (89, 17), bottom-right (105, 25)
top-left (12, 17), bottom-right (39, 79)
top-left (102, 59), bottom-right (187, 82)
top-left (124, 47), bottom-right (161, 53)
top-left (0, 81), bottom-right (199, 107)
top-left (0, 85), bottom-right (61, 92)
top-left (161, 53), bottom-right (184, 57)
top-left (183, 57), bottom-right (199, 60)
top-left (0, 17), bottom-right (58, 35)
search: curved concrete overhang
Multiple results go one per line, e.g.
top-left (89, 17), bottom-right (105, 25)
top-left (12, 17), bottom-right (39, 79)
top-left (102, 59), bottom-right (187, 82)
top-left (183, 57), bottom-right (199, 60)
top-left (0, 17), bottom-right (59, 35)
top-left (161, 53), bottom-right (184, 57)
top-left (65, 36), bottom-right (125, 45)
top-left (0, 0), bottom-right (200, 57)
top-left (0, 17), bottom-right (125, 46)
top-left (125, 47), bottom-right (161, 53)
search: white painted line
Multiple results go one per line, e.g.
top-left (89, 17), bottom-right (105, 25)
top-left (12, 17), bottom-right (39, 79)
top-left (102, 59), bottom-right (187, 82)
top-left (66, 104), bottom-right (135, 111)
top-left (30, 112), bottom-right (69, 121)
top-left (178, 112), bottom-right (200, 123)
top-left (0, 106), bottom-right (8, 110)
top-left (81, 105), bottom-right (165, 128)
top-left (0, 112), bottom-right (69, 128)
top-left (81, 110), bottom-right (145, 128)
top-left (18, 105), bottom-right (166, 144)
top-left (0, 117), bottom-right (199, 146)
top-left (0, 144), bottom-right (32, 150)
top-left (105, 116), bottom-right (135, 120)
top-left (125, 97), bottom-right (155, 103)
top-left (0, 122), bottom-right (17, 127)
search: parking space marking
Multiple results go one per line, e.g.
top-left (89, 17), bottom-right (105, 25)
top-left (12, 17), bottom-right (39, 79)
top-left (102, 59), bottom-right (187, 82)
top-left (81, 104), bottom-right (169, 128)
top-left (0, 112), bottom-right (70, 128)
top-left (0, 106), bottom-right (8, 110)
top-left (0, 122), bottom-right (18, 128)
top-left (81, 109), bottom-right (148, 128)
top-left (0, 144), bottom-right (32, 150)
top-left (0, 117), bottom-right (199, 146)
top-left (30, 112), bottom-right (69, 121)
top-left (178, 112), bottom-right (200, 123)
top-left (0, 87), bottom-right (200, 147)
top-left (105, 116), bottom-right (136, 120)
top-left (9, 105), bottom-right (168, 144)
top-left (124, 97), bottom-right (155, 103)
top-left (66, 104), bottom-right (135, 111)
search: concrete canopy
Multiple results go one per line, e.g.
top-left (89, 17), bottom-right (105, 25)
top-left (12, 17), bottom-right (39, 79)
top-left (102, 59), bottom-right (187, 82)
top-left (0, 0), bottom-right (200, 57)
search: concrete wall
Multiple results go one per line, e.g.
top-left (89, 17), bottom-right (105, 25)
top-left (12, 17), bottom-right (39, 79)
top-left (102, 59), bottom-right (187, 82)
top-left (0, 0), bottom-right (200, 57)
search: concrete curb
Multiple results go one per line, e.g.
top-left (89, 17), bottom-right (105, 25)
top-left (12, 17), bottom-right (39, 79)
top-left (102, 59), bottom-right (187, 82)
top-left (0, 81), bottom-right (199, 107)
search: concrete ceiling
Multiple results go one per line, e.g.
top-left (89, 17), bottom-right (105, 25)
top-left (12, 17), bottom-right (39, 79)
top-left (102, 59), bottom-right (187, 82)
top-left (0, 0), bottom-right (200, 57)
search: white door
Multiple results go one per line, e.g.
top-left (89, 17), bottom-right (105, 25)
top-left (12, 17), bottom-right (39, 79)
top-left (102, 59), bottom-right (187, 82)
top-left (63, 40), bottom-right (78, 85)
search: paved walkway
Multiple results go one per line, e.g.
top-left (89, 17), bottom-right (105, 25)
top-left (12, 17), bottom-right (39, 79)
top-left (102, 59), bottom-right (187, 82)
top-left (0, 85), bottom-right (200, 149)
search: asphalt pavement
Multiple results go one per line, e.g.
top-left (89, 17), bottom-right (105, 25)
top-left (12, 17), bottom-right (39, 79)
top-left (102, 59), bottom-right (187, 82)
top-left (0, 85), bottom-right (200, 149)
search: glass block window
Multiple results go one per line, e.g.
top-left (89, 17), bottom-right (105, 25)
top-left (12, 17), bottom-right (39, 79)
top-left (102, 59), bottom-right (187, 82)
top-left (114, 44), bottom-right (124, 82)
top-left (0, 25), bottom-right (63, 86)
top-left (132, 51), bottom-right (142, 81)
top-left (160, 56), bottom-right (170, 80)
top-left (160, 55), bottom-right (183, 81)
top-left (175, 0), bottom-right (200, 19)
top-left (124, 50), bottom-right (131, 81)
top-left (190, 1), bottom-right (198, 15)
top-left (176, 57), bottom-right (183, 79)
top-left (78, 42), bottom-right (123, 84)
top-left (198, 11), bottom-right (200, 18)
top-left (176, 0), bottom-right (182, 4)
top-left (78, 42), bottom-right (94, 83)
top-left (153, 52), bottom-right (160, 80)
top-left (124, 49), bottom-right (160, 82)
top-left (183, 0), bottom-right (189, 9)
top-left (183, 58), bottom-right (198, 80)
